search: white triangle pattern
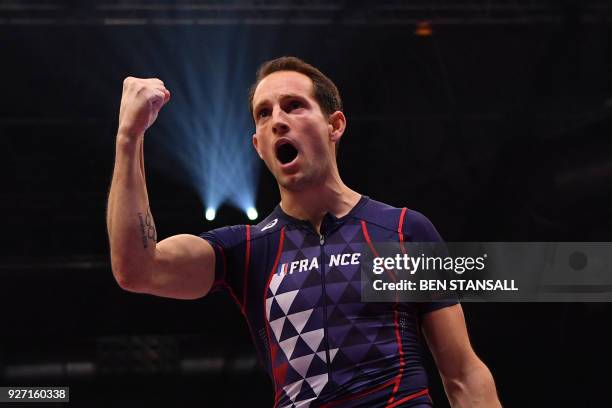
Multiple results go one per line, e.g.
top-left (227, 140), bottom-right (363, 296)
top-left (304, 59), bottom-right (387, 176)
top-left (294, 397), bottom-right (317, 407)
top-left (280, 373), bottom-right (329, 408)
top-left (289, 353), bottom-right (315, 378)
top-left (329, 348), bottom-right (339, 362)
top-left (287, 309), bottom-right (313, 334)
top-left (314, 348), bottom-right (339, 364)
top-left (305, 373), bottom-right (328, 398)
top-left (268, 272), bottom-right (330, 408)
top-left (265, 296), bottom-right (274, 320)
top-left (279, 335), bottom-right (299, 360)
top-left (275, 290), bottom-right (299, 315)
top-left (269, 271), bottom-right (283, 295)
top-left (269, 316), bottom-right (286, 341)
top-left (300, 328), bottom-right (324, 353)
top-left (282, 378), bottom-right (304, 404)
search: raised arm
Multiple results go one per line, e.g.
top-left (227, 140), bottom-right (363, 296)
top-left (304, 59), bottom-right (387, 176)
top-left (107, 77), bottom-right (214, 300)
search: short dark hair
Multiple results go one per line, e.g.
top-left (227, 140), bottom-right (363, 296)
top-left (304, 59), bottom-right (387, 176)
top-left (248, 56), bottom-right (343, 118)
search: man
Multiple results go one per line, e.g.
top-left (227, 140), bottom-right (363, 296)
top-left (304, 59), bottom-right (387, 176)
top-left (107, 56), bottom-right (501, 407)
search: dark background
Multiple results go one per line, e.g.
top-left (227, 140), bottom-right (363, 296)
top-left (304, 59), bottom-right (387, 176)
top-left (2, 1), bottom-right (612, 407)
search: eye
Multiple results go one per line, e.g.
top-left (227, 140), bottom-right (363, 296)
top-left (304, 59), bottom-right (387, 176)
top-left (257, 108), bottom-right (271, 119)
top-left (288, 100), bottom-right (302, 111)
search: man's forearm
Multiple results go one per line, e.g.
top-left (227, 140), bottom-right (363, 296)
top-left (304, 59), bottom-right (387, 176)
top-left (442, 360), bottom-right (501, 408)
top-left (107, 133), bottom-right (158, 289)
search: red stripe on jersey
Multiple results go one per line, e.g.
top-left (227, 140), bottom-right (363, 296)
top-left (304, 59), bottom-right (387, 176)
top-left (360, 220), bottom-right (405, 406)
top-left (387, 388), bottom-right (430, 408)
top-left (398, 207), bottom-right (407, 244)
top-left (264, 226), bottom-right (285, 407)
top-left (242, 225), bottom-right (251, 313)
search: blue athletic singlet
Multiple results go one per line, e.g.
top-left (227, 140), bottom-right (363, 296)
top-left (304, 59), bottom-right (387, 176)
top-left (200, 196), bottom-right (457, 408)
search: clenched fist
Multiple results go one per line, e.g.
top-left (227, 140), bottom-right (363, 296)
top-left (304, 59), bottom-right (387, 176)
top-left (118, 77), bottom-right (171, 139)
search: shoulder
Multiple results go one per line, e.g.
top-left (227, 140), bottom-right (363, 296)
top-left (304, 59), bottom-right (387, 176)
top-left (199, 224), bottom-right (247, 249)
top-left (402, 208), bottom-right (443, 242)
top-left (199, 209), bottom-right (286, 248)
top-left (354, 197), bottom-right (443, 242)
top-left (352, 197), bottom-right (401, 231)
top-left (251, 211), bottom-right (284, 238)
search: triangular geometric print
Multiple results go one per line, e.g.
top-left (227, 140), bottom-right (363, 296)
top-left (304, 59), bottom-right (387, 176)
top-left (337, 302), bottom-right (366, 318)
top-left (290, 336), bottom-right (316, 360)
top-left (325, 266), bottom-right (346, 283)
top-left (342, 343), bottom-right (372, 364)
top-left (326, 306), bottom-right (351, 327)
top-left (300, 328), bottom-right (324, 353)
top-left (287, 309), bottom-right (313, 334)
top-left (269, 272), bottom-right (284, 296)
top-left (315, 351), bottom-right (327, 363)
top-left (268, 298), bottom-right (286, 322)
top-left (301, 309), bottom-right (324, 334)
top-left (324, 242), bottom-right (347, 255)
top-left (340, 223), bottom-right (362, 243)
top-left (324, 282), bottom-right (350, 305)
top-left (282, 236), bottom-right (299, 251)
top-left (305, 353), bottom-right (327, 378)
top-left (279, 320), bottom-right (300, 342)
top-left (337, 284), bottom-right (360, 305)
top-left (269, 316), bottom-right (287, 342)
top-left (290, 353), bottom-right (315, 378)
top-left (283, 229), bottom-right (305, 249)
top-left (294, 398), bottom-right (316, 407)
top-left (328, 349), bottom-right (352, 370)
top-left (295, 380), bottom-right (317, 402)
top-left (305, 373), bottom-right (328, 397)
top-left (275, 290), bottom-right (299, 315)
top-left (287, 287), bottom-right (320, 314)
top-left (339, 263), bottom-right (359, 282)
top-left (315, 348), bottom-right (339, 364)
top-left (300, 270), bottom-right (323, 289)
top-left (326, 323), bottom-right (352, 349)
top-left (283, 362), bottom-right (305, 387)
top-left (341, 326), bottom-right (370, 347)
top-left (282, 378), bottom-right (304, 404)
top-left (364, 344), bottom-right (386, 368)
top-left (265, 296), bottom-right (273, 319)
top-left (279, 335), bottom-right (299, 360)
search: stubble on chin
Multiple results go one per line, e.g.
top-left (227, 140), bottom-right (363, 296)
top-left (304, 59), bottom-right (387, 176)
top-left (278, 164), bottom-right (327, 192)
top-left (278, 173), bottom-right (307, 192)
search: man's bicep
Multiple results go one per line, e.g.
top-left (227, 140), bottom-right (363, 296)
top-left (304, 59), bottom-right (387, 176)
top-left (146, 234), bottom-right (216, 299)
top-left (421, 303), bottom-right (479, 379)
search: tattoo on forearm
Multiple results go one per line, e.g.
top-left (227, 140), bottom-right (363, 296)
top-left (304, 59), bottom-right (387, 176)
top-left (137, 210), bottom-right (157, 248)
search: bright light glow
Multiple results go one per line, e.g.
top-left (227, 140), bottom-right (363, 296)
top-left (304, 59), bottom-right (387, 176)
top-left (246, 207), bottom-right (258, 220)
top-left (205, 208), bottom-right (216, 221)
top-left (135, 27), bottom-right (262, 222)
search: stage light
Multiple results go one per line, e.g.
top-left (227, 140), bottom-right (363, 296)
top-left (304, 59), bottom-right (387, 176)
top-left (205, 208), bottom-right (216, 221)
top-left (246, 207), bottom-right (258, 221)
top-left (132, 27), bottom-right (263, 225)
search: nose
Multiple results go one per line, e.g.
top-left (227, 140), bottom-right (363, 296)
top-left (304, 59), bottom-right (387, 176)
top-left (272, 108), bottom-right (290, 135)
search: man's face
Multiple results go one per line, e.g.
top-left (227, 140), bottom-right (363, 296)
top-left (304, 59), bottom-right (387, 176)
top-left (252, 71), bottom-right (339, 191)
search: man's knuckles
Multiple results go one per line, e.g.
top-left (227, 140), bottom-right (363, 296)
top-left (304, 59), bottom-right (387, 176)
top-left (123, 77), bottom-right (164, 89)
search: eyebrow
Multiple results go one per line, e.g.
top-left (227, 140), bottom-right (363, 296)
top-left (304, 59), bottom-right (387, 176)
top-left (253, 93), bottom-right (306, 114)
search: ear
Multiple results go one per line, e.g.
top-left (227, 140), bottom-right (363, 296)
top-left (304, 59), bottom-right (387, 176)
top-left (328, 111), bottom-right (347, 144)
top-left (252, 133), bottom-right (263, 159)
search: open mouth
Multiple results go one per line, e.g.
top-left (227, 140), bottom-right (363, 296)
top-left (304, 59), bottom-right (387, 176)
top-left (276, 141), bottom-right (299, 165)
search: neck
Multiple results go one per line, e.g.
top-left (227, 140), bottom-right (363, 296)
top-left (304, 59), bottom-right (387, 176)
top-left (279, 170), bottom-right (361, 233)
